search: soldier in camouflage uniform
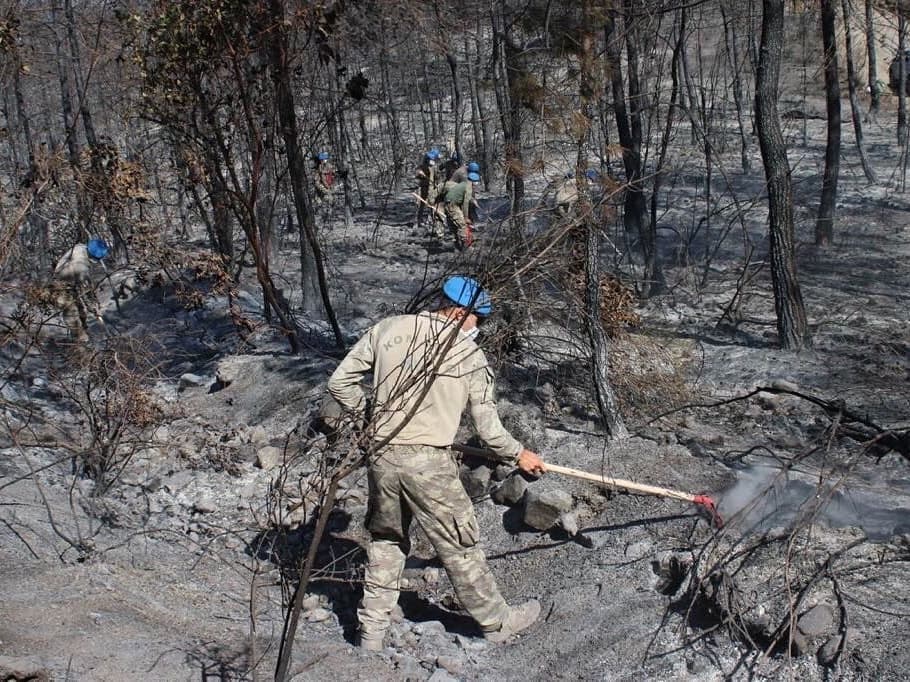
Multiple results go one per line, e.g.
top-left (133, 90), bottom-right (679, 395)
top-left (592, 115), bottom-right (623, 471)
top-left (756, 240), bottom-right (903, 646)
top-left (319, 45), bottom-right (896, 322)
top-left (442, 171), bottom-right (481, 250)
top-left (327, 276), bottom-right (545, 651)
top-left (415, 148), bottom-right (444, 237)
top-left (52, 238), bottom-right (109, 342)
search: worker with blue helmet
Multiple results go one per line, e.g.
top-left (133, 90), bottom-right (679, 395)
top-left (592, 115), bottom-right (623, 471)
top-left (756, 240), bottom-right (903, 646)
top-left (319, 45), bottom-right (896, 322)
top-left (52, 236), bottom-right (110, 342)
top-left (415, 148), bottom-right (445, 236)
top-left (327, 274), bottom-right (545, 652)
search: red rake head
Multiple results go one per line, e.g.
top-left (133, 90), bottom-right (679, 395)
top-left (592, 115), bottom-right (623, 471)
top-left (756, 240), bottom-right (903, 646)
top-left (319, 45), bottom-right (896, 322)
top-left (693, 494), bottom-right (724, 529)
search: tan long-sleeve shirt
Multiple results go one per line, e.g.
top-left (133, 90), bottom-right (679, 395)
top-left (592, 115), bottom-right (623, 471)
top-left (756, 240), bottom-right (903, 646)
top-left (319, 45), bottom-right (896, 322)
top-left (327, 312), bottom-right (522, 462)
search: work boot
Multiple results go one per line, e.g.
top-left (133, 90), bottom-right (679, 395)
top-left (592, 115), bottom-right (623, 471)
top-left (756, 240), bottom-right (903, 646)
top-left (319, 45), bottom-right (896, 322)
top-left (358, 630), bottom-right (386, 652)
top-left (484, 599), bottom-right (541, 643)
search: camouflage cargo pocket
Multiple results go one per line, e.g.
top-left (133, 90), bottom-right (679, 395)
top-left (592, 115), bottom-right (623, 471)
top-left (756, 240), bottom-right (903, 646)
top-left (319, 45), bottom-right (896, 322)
top-left (451, 511), bottom-right (479, 548)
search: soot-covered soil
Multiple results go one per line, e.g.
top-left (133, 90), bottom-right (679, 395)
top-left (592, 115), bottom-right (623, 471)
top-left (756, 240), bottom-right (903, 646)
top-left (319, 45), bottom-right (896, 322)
top-left (2, 112), bottom-right (910, 682)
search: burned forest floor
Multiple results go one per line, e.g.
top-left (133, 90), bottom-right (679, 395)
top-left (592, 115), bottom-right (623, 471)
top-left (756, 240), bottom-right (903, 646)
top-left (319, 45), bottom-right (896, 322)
top-left (2, 111), bottom-right (910, 682)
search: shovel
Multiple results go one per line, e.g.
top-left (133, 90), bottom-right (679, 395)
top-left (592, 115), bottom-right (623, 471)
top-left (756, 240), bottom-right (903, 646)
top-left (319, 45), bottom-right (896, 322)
top-left (453, 443), bottom-right (723, 528)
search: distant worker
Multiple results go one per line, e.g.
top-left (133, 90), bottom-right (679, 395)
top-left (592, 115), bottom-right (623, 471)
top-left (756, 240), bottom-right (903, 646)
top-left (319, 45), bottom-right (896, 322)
top-left (313, 151), bottom-right (336, 221)
top-left (443, 169), bottom-right (481, 250)
top-left (52, 237), bottom-right (109, 342)
top-left (415, 148), bottom-right (444, 237)
top-left (554, 171), bottom-right (578, 217)
top-left (327, 275), bottom-right (546, 652)
top-left (466, 161), bottom-right (482, 224)
top-left (553, 169), bottom-right (600, 218)
top-left (443, 151), bottom-right (467, 183)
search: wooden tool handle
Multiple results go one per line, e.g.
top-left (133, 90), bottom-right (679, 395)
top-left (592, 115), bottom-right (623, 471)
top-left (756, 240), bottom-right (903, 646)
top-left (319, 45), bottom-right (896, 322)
top-left (544, 463), bottom-right (697, 503)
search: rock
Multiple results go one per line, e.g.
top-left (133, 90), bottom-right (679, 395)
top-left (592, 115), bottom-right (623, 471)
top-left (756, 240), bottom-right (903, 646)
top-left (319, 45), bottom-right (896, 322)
top-left (797, 603), bottom-right (836, 637)
top-left (523, 488), bottom-right (574, 530)
top-left (0, 656), bottom-right (50, 682)
top-left (255, 445), bottom-right (282, 470)
top-left (491, 474), bottom-right (528, 506)
top-left (427, 670), bottom-right (458, 682)
top-left (301, 594), bottom-right (322, 611)
top-left (558, 512), bottom-right (579, 536)
top-left (152, 425), bottom-right (170, 443)
top-left (163, 470), bottom-right (193, 494)
top-left (818, 628), bottom-right (857, 667)
top-left (178, 373), bottom-right (208, 391)
top-left (412, 620), bottom-right (447, 637)
top-left (193, 497), bottom-right (217, 514)
top-left (770, 378), bottom-right (799, 393)
top-left (460, 465), bottom-right (491, 498)
top-left (492, 464), bottom-right (513, 482)
top-left (305, 608), bottom-right (333, 623)
top-left (436, 654), bottom-right (465, 675)
top-left (248, 425), bottom-right (269, 444)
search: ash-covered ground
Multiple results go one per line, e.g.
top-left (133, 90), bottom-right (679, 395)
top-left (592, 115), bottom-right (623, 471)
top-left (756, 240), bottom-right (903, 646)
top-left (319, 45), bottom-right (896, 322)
top-left (2, 112), bottom-right (909, 682)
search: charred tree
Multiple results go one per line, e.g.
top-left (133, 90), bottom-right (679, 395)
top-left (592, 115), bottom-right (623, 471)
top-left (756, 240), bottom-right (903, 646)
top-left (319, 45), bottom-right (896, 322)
top-left (605, 4), bottom-right (654, 295)
top-left (267, 0), bottom-right (343, 348)
top-left (842, 0), bottom-right (876, 183)
top-left (865, 0), bottom-right (881, 117)
top-left (755, 0), bottom-right (811, 350)
top-left (578, 0), bottom-right (628, 441)
top-left (816, 0), bottom-right (840, 247)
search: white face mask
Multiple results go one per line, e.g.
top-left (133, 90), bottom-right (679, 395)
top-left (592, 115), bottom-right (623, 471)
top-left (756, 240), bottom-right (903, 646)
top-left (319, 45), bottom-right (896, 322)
top-left (463, 327), bottom-right (480, 342)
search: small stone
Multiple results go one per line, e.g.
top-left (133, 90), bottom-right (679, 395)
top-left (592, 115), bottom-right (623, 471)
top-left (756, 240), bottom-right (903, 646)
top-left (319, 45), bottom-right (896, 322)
top-left (770, 379), bottom-right (799, 393)
top-left (491, 474), bottom-right (528, 506)
top-left (435, 655), bottom-right (465, 675)
top-left (301, 594), bottom-right (322, 611)
top-left (428, 669), bottom-right (458, 682)
top-left (558, 512), bottom-right (579, 536)
top-left (797, 604), bottom-right (835, 638)
top-left (492, 464), bottom-right (513, 482)
top-left (255, 446), bottom-right (282, 470)
top-left (193, 497), bottom-right (217, 514)
top-left (412, 620), bottom-right (446, 637)
top-left (248, 425), bottom-right (269, 444)
top-left (523, 487), bottom-right (574, 530)
top-left (305, 608), bottom-right (333, 623)
top-left (178, 373), bottom-right (208, 391)
top-left (460, 465), bottom-right (491, 498)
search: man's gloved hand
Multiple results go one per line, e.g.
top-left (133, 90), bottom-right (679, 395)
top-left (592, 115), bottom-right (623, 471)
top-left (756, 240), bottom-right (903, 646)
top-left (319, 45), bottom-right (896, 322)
top-left (516, 448), bottom-right (546, 476)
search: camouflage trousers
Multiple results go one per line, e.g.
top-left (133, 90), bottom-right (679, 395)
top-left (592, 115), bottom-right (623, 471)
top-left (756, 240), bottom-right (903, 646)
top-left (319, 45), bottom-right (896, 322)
top-left (54, 283), bottom-right (91, 342)
top-left (443, 203), bottom-right (471, 250)
top-left (358, 444), bottom-right (509, 639)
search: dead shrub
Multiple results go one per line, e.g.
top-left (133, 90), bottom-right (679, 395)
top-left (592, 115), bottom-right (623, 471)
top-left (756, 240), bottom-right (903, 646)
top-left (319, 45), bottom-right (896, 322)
top-left (609, 333), bottom-right (695, 420)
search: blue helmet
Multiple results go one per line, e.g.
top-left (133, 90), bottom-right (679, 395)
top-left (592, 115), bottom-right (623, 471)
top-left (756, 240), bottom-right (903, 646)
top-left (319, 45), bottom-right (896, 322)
top-left (467, 161), bottom-right (480, 173)
top-left (467, 171), bottom-right (481, 183)
top-left (86, 238), bottom-right (110, 260)
top-left (317, 151), bottom-right (330, 161)
top-left (586, 169), bottom-right (599, 181)
top-left (564, 170), bottom-right (574, 179)
top-left (427, 148), bottom-right (440, 160)
top-left (443, 276), bottom-right (492, 316)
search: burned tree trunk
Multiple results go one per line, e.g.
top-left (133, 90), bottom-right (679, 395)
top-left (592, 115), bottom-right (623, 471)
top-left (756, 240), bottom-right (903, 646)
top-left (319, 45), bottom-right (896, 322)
top-left (579, 0), bottom-right (628, 440)
top-left (842, 0), bottom-right (876, 183)
top-left (267, 0), bottom-right (343, 348)
top-left (605, 5), bottom-right (653, 294)
top-left (755, 0), bottom-right (810, 350)
top-left (865, 0), bottom-right (881, 117)
top-left (815, 0), bottom-right (841, 247)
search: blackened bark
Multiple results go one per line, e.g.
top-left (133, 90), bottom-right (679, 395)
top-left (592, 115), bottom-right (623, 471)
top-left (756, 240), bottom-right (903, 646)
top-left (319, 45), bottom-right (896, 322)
top-left (267, 0), bottom-right (343, 349)
top-left (899, 10), bottom-right (908, 147)
top-left (842, 0), bottom-right (876, 183)
top-left (579, 0), bottom-right (628, 440)
top-left (865, 0), bottom-right (881, 115)
top-left (815, 0), bottom-right (840, 247)
top-left (492, 7), bottom-right (525, 231)
top-left (755, 0), bottom-right (810, 351)
top-left (605, 7), bottom-right (650, 285)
